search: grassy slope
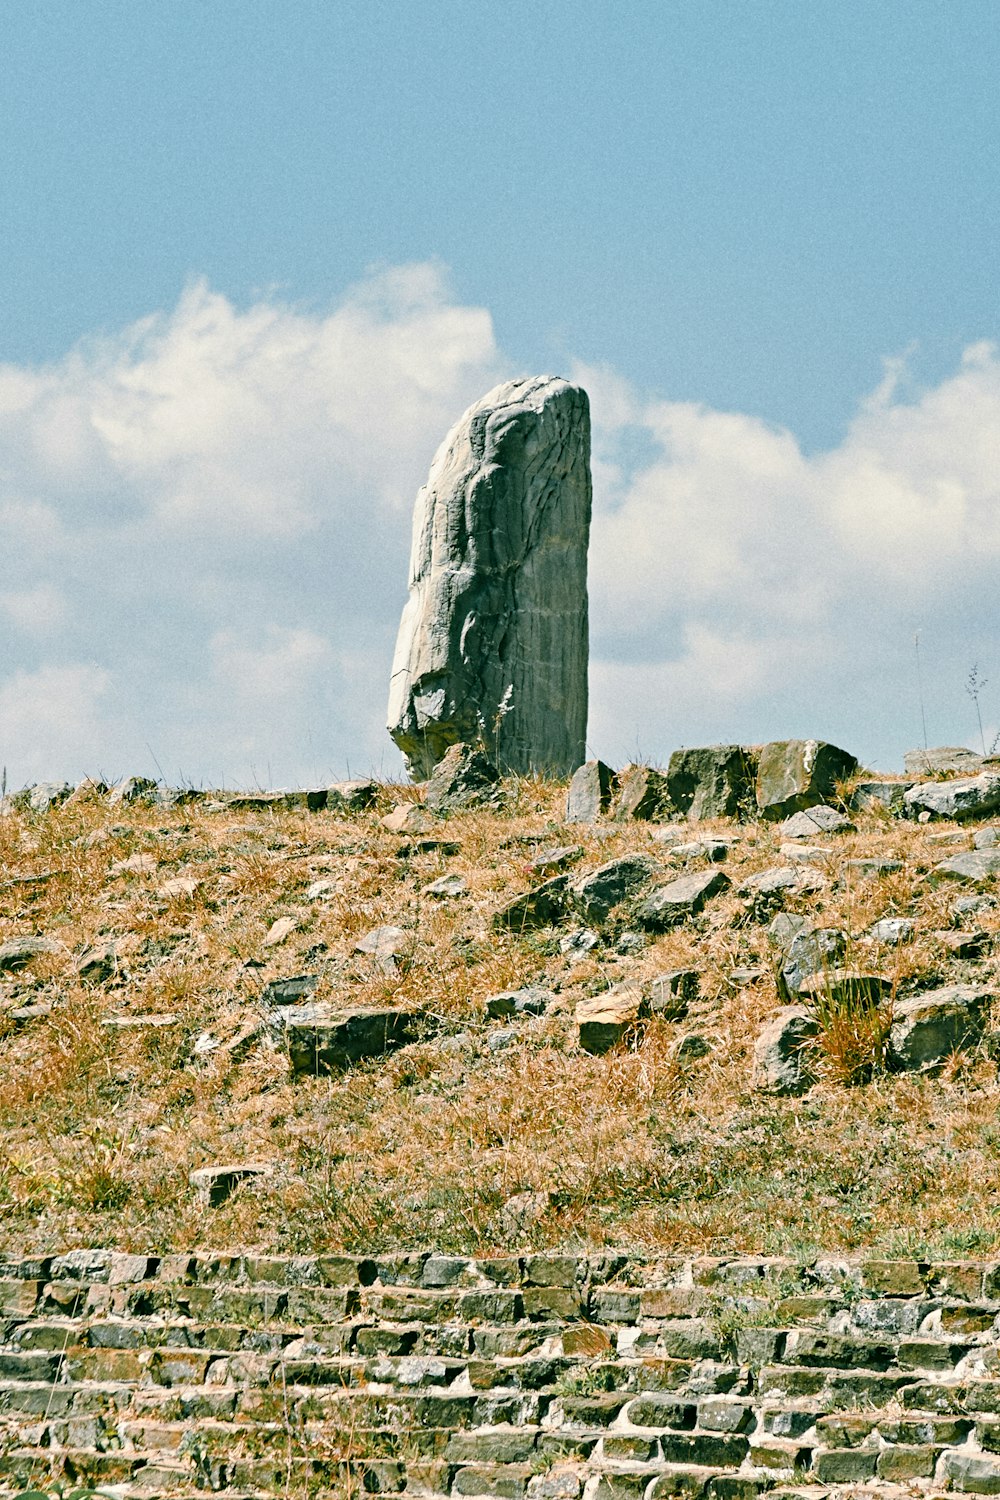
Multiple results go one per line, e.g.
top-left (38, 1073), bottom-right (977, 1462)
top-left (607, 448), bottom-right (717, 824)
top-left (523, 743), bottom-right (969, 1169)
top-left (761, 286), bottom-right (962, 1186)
top-left (0, 778), bottom-right (998, 1261)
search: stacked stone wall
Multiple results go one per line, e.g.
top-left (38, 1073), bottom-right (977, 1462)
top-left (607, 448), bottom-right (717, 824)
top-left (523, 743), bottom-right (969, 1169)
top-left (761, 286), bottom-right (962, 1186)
top-left (2, 1250), bottom-right (1000, 1498)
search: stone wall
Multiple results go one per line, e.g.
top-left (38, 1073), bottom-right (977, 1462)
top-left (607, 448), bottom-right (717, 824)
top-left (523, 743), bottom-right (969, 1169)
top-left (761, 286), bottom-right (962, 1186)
top-left (4, 1250), bottom-right (1000, 1497)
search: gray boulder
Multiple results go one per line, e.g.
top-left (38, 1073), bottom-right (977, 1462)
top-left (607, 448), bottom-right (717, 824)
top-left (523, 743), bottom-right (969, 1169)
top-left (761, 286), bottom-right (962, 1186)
top-left (0, 936), bottom-right (63, 972)
top-left (904, 772), bottom-right (1000, 822)
top-left (28, 781), bottom-right (72, 812)
top-left (387, 375), bottom-right (591, 779)
top-left (755, 740), bottom-right (857, 820)
top-left (108, 776), bottom-right (158, 806)
top-left (565, 760), bottom-right (615, 823)
top-left (666, 744), bottom-right (757, 821)
top-left (570, 854), bottom-right (661, 924)
top-left (423, 743), bottom-right (499, 811)
top-left (890, 985), bottom-right (990, 1072)
top-left (754, 1008), bottom-right (819, 1095)
top-left (851, 779), bottom-right (914, 813)
top-left (929, 850), bottom-right (1000, 884)
top-left (634, 869), bottom-right (730, 931)
top-left (780, 805), bottom-right (854, 838)
top-left (610, 764), bottom-right (670, 821)
top-left (778, 925), bottom-right (847, 995)
top-left (904, 746), bottom-right (984, 776)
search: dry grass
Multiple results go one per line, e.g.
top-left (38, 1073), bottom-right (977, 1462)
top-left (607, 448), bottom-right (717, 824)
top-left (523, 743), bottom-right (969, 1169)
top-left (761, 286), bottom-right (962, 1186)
top-left (0, 775), bottom-right (999, 1260)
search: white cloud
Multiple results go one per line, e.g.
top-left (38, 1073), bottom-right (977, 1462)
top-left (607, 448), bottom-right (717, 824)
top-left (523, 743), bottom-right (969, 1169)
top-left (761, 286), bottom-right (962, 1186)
top-left (1, 266), bottom-right (999, 786)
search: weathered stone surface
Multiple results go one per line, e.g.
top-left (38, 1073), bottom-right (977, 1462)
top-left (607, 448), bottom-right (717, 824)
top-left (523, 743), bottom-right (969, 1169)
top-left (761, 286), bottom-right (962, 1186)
top-left (107, 775), bottom-right (158, 806)
top-left (905, 773), bottom-right (1000, 822)
top-left (778, 925), bottom-right (847, 995)
top-left (852, 779), bottom-right (914, 812)
top-left (930, 850), bottom-right (1000, 884)
top-left (666, 745), bottom-right (757, 821)
top-left (890, 984), bottom-right (990, 1072)
top-left (610, 764), bottom-right (670, 821)
top-left (381, 803), bottom-right (433, 835)
top-left (780, 805), bottom-right (854, 838)
top-left (424, 743), bottom-right (500, 811)
top-left (27, 780), bottom-right (72, 812)
top-left (634, 869), bottom-right (730, 931)
top-left (570, 855), bottom-right (661, 924)
top-left (869, 917), bottom-right (915, 946)
top-left (189, 1163), bottom-right (272, 1207)
top-left (486, 987), bottom-right (555, 1019)
top-left (740, 864), bottom-right (824, 896)
top-left (316, 779), bottom-right (378, 812)
top-left (755, 740), bottom-right (858, 820)
top-left (75, 940), bottom-right (117, 983)
top-left (649, 969), bottom-right (699, 1018)
top-left (754, 1007), bottom-right (819, 1094)
top-left (798, 969), bottom-right (891, 1007)
top-left (0, 936), bottom-right (62, 972)
top-left (905, 746), bottom-right (985, 776)
top-left (278, 1003), bottom-right (430, 1074)
top-left (576, 983), bottom-right (648, 1054)
top-left (565, 760), bottom-right (615, 823)
top-left (388, 376), bottom-right (591, 779)
top-left (493, 875), bottom-right (569, 932)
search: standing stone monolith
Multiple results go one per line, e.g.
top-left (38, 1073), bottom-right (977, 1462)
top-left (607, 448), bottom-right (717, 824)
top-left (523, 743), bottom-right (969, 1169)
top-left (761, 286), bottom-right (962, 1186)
top-left (387, 376), bottom-right (592, 780)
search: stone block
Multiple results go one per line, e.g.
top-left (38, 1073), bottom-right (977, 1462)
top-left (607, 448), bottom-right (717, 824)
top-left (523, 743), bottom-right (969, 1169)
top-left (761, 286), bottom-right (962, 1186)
top-left (666, 744), bottom-right (758, 821)
top-left (565, 760), bottom-right (615, 822)
top-left (755, 739), bottom-right (857, 819)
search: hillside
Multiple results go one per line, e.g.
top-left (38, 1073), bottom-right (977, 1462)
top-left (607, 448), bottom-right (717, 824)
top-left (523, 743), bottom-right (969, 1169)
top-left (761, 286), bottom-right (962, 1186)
top-left (1, 755), bottom-right (999, 1263)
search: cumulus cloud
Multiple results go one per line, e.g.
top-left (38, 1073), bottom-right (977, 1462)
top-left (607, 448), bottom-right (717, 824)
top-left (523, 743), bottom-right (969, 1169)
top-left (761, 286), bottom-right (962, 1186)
top-left (1, 263), bottom-right (999, 787)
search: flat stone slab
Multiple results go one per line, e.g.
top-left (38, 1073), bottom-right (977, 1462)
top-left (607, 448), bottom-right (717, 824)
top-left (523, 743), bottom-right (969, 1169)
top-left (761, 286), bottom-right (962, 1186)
top-left (278, 1003), bottom-right (431, 1075)
top-left (929, 850), bottom-right (1000, 884)
top-left (633, 869), bottom-right (730, 931)
top-left (576, 983), bottom-right (648, 1054)
top-left (781, 805), bottom-right (855, 838)
top-left (905, 773), bottom-right (1000, 822)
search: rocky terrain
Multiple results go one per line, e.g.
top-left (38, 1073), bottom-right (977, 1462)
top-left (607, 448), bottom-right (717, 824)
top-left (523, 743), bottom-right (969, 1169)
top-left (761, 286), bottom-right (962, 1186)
top-left (1, 740), bottom-right (1000, 1266)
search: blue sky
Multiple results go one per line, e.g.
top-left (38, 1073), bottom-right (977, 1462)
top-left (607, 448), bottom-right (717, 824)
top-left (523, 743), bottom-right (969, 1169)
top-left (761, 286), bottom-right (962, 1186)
top-left (2, 2), bottom-right (999, 786)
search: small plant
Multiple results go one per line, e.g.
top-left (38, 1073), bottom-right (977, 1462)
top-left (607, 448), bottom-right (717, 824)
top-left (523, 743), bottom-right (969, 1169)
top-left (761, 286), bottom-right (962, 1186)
top-left (967, 662), bottom-right (989, 757)
top-left (806, 974), bottom-right (894, 1086)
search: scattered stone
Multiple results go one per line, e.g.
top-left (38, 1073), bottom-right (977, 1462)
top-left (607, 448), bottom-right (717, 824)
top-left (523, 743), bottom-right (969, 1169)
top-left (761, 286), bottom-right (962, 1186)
top-left (780, 843), bottom-right (833, 865)
top-left (756, 740), bottom-right (858, 820)
top-left (666, 744), bottom-right (758, 821)
top-left (8, 1002), bottom-right (52, 1025)
top-left (615, 931), bottom-right (646, 953)
top-left (754, 1007), bottom-right (819, 1095)
top-left (769, 912), bottom-right (809, 946)
top-left (570, 854), bottom-right (661, 924)
top-left (423, 743), bottom-right (500, 812)
top-left (934, 929), bottom-right (989, 959)
top-left (929, 850), bottom-right (1000, 884)
top-left (159, 876), bottom-right (199, 898)
top-left (381, 804), bottom-right (433, 835)
top-left (890, 984), bottom-right (990, 1072)
top-left (869, 918), bottom-right (915, 946)
top-left (851, 779), bottom-right (914, 813)
top-left (76, 940), bottom-right (118, 983)
top-left (904, 746), bottom-right (985, 776)
top-left (498, 1189), bottom-right (552, 1236)
top-left (673, 1032), bottom-right (713, 1062)
top-left (65, 777), bottom-right (110, 804)
top-left (355, 925), bottom-right (409, 958)
top-left (565, 760), bottom-right (615, 823)
top-left (493, 875), bottom-right (569, 932)
top-left (102, 1014), bottom-right (181, 1030)
top-left (0, 936), bottom-right (63, 973)
top-left (781, 805), bottom-right (855, 838)
top-left (107, 776), bottom-right (158, 806)
top-left (387, 375), bottom-right (592, 778)
top-left (559, 928), bottom-right (600, 956)
top-left (649, 825), bottom-right (687, 846)
top-left (263, 917), bottom-right (298, 948)
top-left (279, 1003), bottom-right (431, 1074)
top-left (261, 975), bottom-right (319, 1007)
top-left (110, 853), bottom-right (157, 877)
top-left (28, 781), bottom-right (72, 812)
top-left (323, 779), bottom-right (378, 812)
top-left (905, 772), bottom-right (1000, 822)
top-left (190, 1163), bottom-right (272, 1207)
top-left (527, 844), bottom-right (583, 873)
top-left (975, 826), bottom-right (1000, 848)
top-left (486, 987), bottom-right (555, 1020)
top-left (728, 966), bottom-right (764, 984)
top-left (422, 873), bottom-right (467, 898)
top-left (648, 969), bottom-right (700, 1018)
top-left (305, 879), bottom-right (335, 901)
top-left (779, 926), bottom-right (847, 994)
top-left (672, 838), bottom-right (731, 862)
top-left (634, 869), bottom-right (731, 931)
top-left (576, 983), bottom-right (648, 1054)
top-left (397, 837), bottom-right (461, 857)
top-left (845, 858), bottom-right (903, 877)
top-left (611, 764), bottom-right (670, 821)
top-left (954, 894), bottom-right (997, 919)
top-left (741, 865), bottom-right (824, 896)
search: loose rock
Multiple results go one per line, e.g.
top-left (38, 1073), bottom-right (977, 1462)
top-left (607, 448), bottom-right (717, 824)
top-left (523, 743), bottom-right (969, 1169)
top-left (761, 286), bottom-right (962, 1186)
top-left (611, 764), bottom-right (670, 821)
top-left (756, 740), bottom-right (857, 820)
top-left (754, 1008), bottom-right (819, 1095)
top-left (929, 850), bottom-right (1000, 884)
top-left (576, 983), bottom-right (648, 1054)
top-left (423, 743), bottom-right (500, 812)
top-left (781, 805), bottom-right (855, 838)
top-left (570, 854), bottom-right (661, 924)
top-left (666, 744), bottom-right (758, 821)
top-left (634, 869), bottom-right (730, 931)
top-left (0, 936), bottom-right (63, 973)
top-left (904, 746), bottom-right (985, 776)
top-left (905, 773), bottom-right (1000, 822)
top-left (890, 984), bottom-right (990, 1072)
top-left (565, 760), bottom-right (615, 823)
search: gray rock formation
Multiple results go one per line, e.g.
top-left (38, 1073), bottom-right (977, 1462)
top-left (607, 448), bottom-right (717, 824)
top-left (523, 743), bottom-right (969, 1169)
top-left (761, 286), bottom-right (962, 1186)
top-left (388, 376), bottom-right (592, 779)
